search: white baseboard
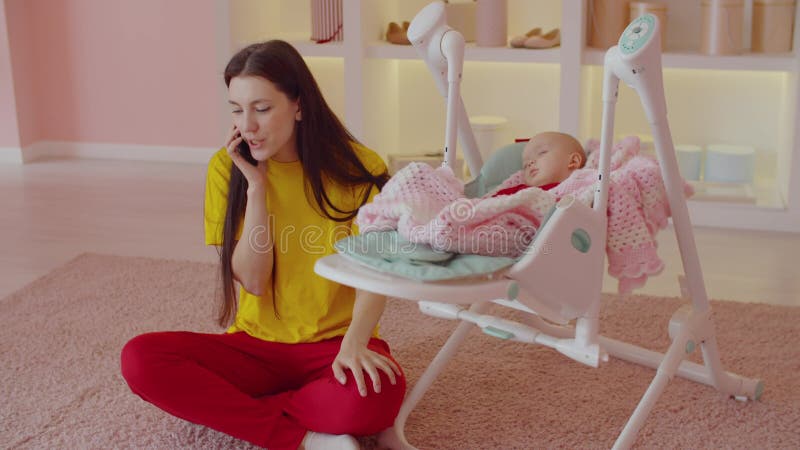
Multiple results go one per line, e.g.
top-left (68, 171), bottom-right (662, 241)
top-left (0, 147), bottom-right (23, 164)
top-left (6, 141), bottom-right (219, 165)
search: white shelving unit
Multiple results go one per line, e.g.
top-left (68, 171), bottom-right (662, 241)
top-left (367, 41), bottom-right (562, 62)
top-left (221, 0), bottom-right (800, 232)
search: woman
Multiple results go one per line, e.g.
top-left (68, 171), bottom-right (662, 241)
top-left (121, 40), bottom-right (405, 450)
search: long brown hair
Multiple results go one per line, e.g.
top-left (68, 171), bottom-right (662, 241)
top-left (217, 40), bottom-right (388, 327)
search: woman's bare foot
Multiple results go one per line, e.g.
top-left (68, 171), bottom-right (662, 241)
top-left (300, 431), bottom-right (359, 450)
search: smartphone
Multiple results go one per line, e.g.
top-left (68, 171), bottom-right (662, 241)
top-left (236, 135), bottom-right (258, 166)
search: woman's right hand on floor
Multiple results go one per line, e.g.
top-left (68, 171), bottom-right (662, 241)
top-left (225, 124), bottom-right (267, 189)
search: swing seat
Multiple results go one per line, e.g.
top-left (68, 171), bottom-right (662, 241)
top-left (320, 141), bottom-right (606, 326)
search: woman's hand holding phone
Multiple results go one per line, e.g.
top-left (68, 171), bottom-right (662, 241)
top-left (225, 124), bottom-right (267, 189)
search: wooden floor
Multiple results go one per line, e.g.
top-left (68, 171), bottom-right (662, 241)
top-left (1, 158), bottom-right (798, 306)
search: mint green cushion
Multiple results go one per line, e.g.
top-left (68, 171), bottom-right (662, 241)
top-left (464, 142), bottom-right (525, 198)
top-left (334, 231), bottom-right (516, 281)
top-left (337, 230), bottom-right (453, 263)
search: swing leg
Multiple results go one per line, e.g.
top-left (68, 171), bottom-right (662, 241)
top-left (610, 303), bottom-right (763, 449)
top-left (379, 301), bottom-right (491, 450)
top-left (612, 326), bottom-right (695, 449)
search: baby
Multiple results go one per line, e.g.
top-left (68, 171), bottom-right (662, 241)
top-left (492, 131), bottom-right (586, 197)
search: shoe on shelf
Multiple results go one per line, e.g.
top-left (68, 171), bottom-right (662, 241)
top-left (386, 21), bottom-right (411, 45)
top-left (524, 28), bottom-right (560, 49)
top-left (510, 27), bottom-right (541, 48)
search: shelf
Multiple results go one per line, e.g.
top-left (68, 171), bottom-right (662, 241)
top-left (583, 48), bottom-right (797, 72)
top-left (278, 30), bottom-right (345, 58)
top-left (366, 42), bottom-right (417, 60)
top-left (687, 180), bottom-right (785, 208)
top-left (291, 40), bottom-right (345, 58)
top-left (689, 181), bottom-right (757, 204)
top-left (224, 0), bottom-right (800, 232)
top-left (681, 177), bottom-right (793, 229)
top-left (236, 33), bottom-right (345, 58)
top-left (687, 200), bottom-right (797, 232)
top-left (367, 41), bottom-right (560, 64)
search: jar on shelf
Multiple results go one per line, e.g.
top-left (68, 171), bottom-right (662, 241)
top-left (752, 0), bottom-right (797, 53)
top-left (470, 115), bottom-right (509, 162)
top-left (475, 0), bottom-right (508, 47)
top-left (676, 144), bottom-right (703, 181)
top-left (700, 0), bottom-right (744, 55)
top-left (445, 1), bottom-right (476, 42)
top-left (629, 2), bottom-right (667, 50)
top-left (704, 144), bottom-right (755, 183)
top-left (587, 0), bottom-right (630, 50)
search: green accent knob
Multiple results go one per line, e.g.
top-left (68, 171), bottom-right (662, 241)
top-left (483, 326), bottom-right (514, 340)
top-left (507, 281), bottom-right (519, 300)
top-left (571, 229), bottom-right (591, 253)
top-left (685, 340), bottom-right (696, 354)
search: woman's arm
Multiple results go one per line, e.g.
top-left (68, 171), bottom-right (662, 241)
top-left (333, 290), bottom-right (401, 396)
top-left (343, 290), bottom-right (386, 346)
top-left (231, 183), bottom-right (274, 295)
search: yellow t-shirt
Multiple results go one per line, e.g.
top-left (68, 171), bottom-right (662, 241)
top-left (204, 143), bottom-right (387, 343)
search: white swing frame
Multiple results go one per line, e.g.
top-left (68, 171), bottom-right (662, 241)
top-left (314, 4), bottom-right (763, 448)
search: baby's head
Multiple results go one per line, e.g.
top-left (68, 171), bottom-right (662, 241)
top-left (521, 132), bottom-right (586, 187)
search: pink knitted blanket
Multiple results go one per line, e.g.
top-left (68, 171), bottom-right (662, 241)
top-left (357, 137), bottom-right (693, 293)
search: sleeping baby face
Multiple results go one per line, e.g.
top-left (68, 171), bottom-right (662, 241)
top-left (522, 132), bottom-right (586, 187)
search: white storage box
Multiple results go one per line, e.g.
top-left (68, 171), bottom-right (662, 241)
top-left (703, 144), bottom-right (755, 183)
top-left (676, 144), bottom-right (703, 181)
top-left (470, 115), bottom-right (509, 162)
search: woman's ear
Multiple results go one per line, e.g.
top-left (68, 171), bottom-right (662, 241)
top-left (294, 99), bottom-right (302, 121)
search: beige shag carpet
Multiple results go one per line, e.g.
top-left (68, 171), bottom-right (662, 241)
top-left (1, 253), bottom-right (798, 449)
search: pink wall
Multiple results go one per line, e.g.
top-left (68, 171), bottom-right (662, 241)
top-left (0, 0), bottom-right (21, 147)
top-left (5, 0), bottom-right (222, 148)
top-left (5, 0), bottom-right (38, 147)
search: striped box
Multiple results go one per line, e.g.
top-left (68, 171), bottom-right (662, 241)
top-left (311, 0), bottom-right (343, 43)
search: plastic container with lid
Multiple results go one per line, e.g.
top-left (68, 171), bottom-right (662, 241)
top-left (701, 0), bottom-right (744, 55)
top-left (469, 115), bottom-right (509, 162)
top-left (752, 0), bottom-right (797, 53)
top-left (675, 144), bottom-right (703, 181)
top-left (703, 144), bottom-right (755, 183)
top-left (629, 2), bottom-right (667, 50)
top-left (587, 0), bottom-right (630, 50)
top-left (445, 0), bottom-right (477, 42)
top-left (475, 0), bottom-right (508, 47)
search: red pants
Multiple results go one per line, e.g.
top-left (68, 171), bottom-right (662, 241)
top-left (120, 331), bottom-right (406, 450)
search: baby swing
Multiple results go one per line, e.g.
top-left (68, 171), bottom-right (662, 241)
top-left (314, 3), bottom-right (763, 448)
